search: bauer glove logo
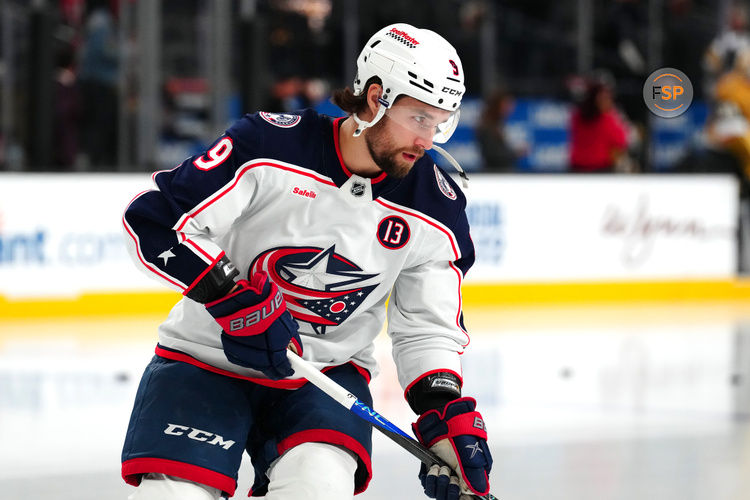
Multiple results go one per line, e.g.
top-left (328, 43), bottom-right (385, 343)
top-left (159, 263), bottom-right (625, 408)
top-left (228, 290), bottom-right (284, 332)
top-left (473, 416), bottom-right (485, 430)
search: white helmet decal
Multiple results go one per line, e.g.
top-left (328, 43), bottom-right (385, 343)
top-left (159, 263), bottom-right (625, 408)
top-left (351, 23), bottom-right (465, 142)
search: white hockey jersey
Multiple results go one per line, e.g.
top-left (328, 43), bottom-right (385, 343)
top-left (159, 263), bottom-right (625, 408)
top-left (123, 110), bottom-right (475, 394)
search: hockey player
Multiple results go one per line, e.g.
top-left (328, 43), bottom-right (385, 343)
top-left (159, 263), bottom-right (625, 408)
top-left (121, 23), bottom-right (492, 500)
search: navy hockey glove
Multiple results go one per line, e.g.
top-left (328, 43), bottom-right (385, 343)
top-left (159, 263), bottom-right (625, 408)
top-left (412, 397), bottom-right (492, 500)
top-left (206, 271), bottom-right (302, 380)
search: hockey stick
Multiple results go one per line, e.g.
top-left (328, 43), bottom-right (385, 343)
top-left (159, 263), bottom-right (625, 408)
top-left (286, 350), bottom-right (499, 500)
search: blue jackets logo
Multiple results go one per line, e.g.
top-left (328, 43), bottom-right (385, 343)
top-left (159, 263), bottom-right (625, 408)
top-left (249, 245), bottom-right (378, 335)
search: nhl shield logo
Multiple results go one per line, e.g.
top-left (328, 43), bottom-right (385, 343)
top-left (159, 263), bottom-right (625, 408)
top-left (260, 112), bottom-right (302, 128)
top-left (434, 165), bottom-right (457, 200)
top-left (351, 181), bottom-right (366, 197)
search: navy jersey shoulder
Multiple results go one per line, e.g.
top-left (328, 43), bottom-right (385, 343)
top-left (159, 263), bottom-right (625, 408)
top-left (224, 109), bottom-right (333, 176)
top-left (151, 109), bottom-right (332, 212)
top-left (382, 156), bottom-right (474, 271)
top-left (382, 155), bottom-right (468, 230)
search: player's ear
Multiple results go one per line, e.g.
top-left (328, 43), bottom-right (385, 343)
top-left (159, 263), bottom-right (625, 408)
top-left (364, 83), bottom-right (383, 121)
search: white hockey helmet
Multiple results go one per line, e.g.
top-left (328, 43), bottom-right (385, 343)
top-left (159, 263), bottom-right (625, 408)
top-left (351, 23), bottom-right (465, 143)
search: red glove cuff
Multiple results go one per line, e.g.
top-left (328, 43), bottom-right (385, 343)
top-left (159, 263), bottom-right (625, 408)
top-left (208, 277), bottom-right (288, 336)
top-left (444, 411), bottom-right (487, 441)
top-left (414, 397), bottom-right (488, 447)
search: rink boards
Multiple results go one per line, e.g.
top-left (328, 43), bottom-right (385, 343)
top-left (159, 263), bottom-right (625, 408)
top-left (0, 172), bottom-right (746, 317)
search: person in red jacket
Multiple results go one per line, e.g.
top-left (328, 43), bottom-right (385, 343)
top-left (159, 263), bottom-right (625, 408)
top-left (569, 79), bottom-right (629, 173)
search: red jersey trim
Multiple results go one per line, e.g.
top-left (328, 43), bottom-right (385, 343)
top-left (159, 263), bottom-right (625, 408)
top-left (375, 198), bottom-right (469, 342)
top-left (183, 252), bottom-right (227, 296)
top-left (122, 457), bottom-right (236, 496)
top-left (154, 345), bottom-right (371, 387)
top-left (448, 260), bottom-right (469, 345)
top-left (174, 159), bottom-right (337, 233)
top-left (184, 238), bottom-right (217, 263)
top-left (374, 198), bottom-right (460, 259)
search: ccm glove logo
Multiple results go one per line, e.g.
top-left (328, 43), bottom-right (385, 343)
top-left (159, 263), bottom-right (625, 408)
top-left (229, 290), bottom-right (284, 333)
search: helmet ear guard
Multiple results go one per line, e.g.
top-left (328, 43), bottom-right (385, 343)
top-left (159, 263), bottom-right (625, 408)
top-left (352, 94), bottom-right (390, 137)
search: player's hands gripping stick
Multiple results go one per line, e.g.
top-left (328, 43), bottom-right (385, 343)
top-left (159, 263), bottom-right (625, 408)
top-left (206, 271), bottom-right (302, 379)
top-left (413, 397), bottom-right (493, 500)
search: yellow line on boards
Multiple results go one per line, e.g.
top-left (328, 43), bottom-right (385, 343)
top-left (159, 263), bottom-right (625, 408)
top-left (462, 279), bottom-right (750, 305)
top-left (0, 291), bottom-right (182, 319)
top-left (2, 279), bottom-right (750, 320)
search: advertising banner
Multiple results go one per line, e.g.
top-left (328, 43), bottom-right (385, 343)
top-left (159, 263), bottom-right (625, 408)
top-left (465, 174), bottom-right (738, 281)
top-left (0, 173), bottom-right (740, 300)
top-left (0, 174), bottom-right (160, 299)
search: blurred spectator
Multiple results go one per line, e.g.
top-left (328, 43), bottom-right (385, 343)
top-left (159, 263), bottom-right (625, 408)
top-left (52, 44), bottom-right (81, 170)
top-left (78, 0), bottom-right (119, 169)
top-left (709, 47), bottom-right (750, 187)
top-left (704, 46), bottom-right (750, 274)
top-left (264, 66), bottom-right (330, 113)
top-left (303, 78), bottom-right (330, 108)
top-left (569, 78), bottom-right (629, 173)
top-left (265, 3), bottom-right (320, 83)
top-left (266, 72), bottom-right (308, 112)
top-left (476, 89), bottom-right (525, 172)
top-left (595, 0), bottom-right (648, 126)
top-left (691, 44), bottom-right (750, 273)
top-left (704, 1), bottom-right (750, 93)
top-left (676, 108), bottom-right (745, 182)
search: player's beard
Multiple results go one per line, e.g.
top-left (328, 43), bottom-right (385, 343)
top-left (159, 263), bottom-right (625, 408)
top-left (365, 118), bottom-right (424, 178)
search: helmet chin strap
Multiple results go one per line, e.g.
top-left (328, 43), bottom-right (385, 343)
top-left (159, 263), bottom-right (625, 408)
top-left (352, 98), bottom-right (389, 137)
